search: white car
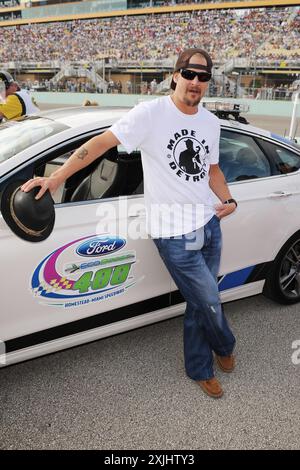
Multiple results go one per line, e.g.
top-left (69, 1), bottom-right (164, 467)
top-left (1, 105), bottom-right (300, 366)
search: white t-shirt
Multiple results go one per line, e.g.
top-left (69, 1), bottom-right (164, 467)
top-left (110, 96), bottom-right (220, 238)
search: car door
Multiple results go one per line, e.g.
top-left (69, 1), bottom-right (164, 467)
top-left (0, 137), bottom-right (171, 348)
top-left (217, 128), bottom-right (300, 299)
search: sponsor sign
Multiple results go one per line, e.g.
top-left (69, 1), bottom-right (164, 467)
top-left (31, 235), bottom-right (136, 308)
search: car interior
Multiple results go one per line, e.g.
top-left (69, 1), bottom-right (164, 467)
top-left (219, 141), bottom-right (271, 182)
top-left (70, 147), bottom-right (143, 202)
top-left (36, 145), bottom-right (144, 204)
top-left (226, 147), bottom-right (270, 181)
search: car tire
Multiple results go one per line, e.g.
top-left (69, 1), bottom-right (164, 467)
top-left (263, 232), bottom-right (300, 304)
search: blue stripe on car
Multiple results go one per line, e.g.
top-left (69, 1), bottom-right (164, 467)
top-left (270, 133), bottom-right (293, 145)
top-left (218, 266), bottom-right (255, 291)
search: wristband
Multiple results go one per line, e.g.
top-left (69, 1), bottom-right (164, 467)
top-left (223, 198), bottom-right (238, 208)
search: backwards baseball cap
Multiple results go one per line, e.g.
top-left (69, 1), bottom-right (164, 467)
top-left (0, 70), bottom-right (15, 89)
top-left (170, 48), bottom-right (213, 91)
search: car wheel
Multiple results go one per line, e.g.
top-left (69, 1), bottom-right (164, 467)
top-left (264, 232), bottom-right (300, 304)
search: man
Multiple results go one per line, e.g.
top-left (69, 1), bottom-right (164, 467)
top-left (126, 79), bottom-right (132, 94)
top-left (0, 70), bottom-right (39, 122)
top-left (21, 48), bottom-right (237, 398)
top-left (179, 138), bottom-right (205, 175)
top-left (150, 78), bottom-right (157, 94)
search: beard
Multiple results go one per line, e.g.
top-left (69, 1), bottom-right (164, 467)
top-left (183, 90), bottom-right (202, 107)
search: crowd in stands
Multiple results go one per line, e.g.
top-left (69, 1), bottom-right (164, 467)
top-left (0, 7), bottom-right (299, 64)
top-left (0, 0), bottom-right (19, 7)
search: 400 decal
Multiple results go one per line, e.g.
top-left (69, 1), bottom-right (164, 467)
top-left (31, 235), bottom-right (136, 302)
top-left (71, 262), bottom-right (132, 294)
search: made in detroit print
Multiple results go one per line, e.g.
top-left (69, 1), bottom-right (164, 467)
top-left (166, 130), bottom-right (210, 181)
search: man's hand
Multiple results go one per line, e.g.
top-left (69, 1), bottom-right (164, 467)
top-left (214, 202), bottom-right (237, 219)
top-left (21, 174), bottom-right (63, 200)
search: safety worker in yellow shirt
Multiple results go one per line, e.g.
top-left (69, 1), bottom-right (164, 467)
top-left (0, 70), bottom-right (40, 122)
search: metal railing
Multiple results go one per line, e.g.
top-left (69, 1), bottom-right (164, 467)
top-left (2, 57), bottom-right (300, 100)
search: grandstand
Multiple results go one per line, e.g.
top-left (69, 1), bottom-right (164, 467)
top-left (0, 0), bottom-right (299, 98)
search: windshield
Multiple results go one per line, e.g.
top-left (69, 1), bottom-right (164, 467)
top-left (0, 116), bottom-right (69, 163)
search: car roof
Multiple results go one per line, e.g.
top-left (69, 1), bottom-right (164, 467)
top-left (37, 105), bottom-right (272, 139)
top-left (36, 106), bottom-right (131, 128)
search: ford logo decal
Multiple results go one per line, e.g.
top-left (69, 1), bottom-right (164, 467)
top-left (76, 237), bottom-right (126, 257)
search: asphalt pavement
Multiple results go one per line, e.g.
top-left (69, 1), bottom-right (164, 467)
top-left (1, 294), bottom-right (300, 450)
top-left (247, 114), bottom-right (294, 137)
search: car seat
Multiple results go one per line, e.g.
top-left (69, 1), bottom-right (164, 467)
top-left (70, 147), bottom-right (120, 202)
top-left (70, 149), bottom-right (143, 202)
top-left (231, 147), bottom-right (268, 181)
top-left (117, 154), bottom-right (143, 196)
top-left (219, 150), bottom-right (237, 181)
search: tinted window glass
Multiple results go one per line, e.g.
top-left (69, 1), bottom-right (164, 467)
top-left (268, 142), bottom-right (300, 174)
top-left (219, 130), bottom-right (271, 183)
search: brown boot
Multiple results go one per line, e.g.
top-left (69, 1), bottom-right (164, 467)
top-left (197, 377), bottom-right (223, 398)
top-left (216, 354), bottom-right (235, 373)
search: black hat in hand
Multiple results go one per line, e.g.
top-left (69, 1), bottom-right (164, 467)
top-left (1, 180), bottom-right (55, 242)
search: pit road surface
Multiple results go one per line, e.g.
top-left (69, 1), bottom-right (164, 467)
top-left (1, 296), bottom-right (300, 449)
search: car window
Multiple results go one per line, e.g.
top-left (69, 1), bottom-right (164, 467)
top-left (219, 130), bottom-right (271, 183)
top-left (35, 150), bottom-right (73, 203)
top-left (268, 143), bottom-right (300, 175)
top-left (34, 144), bottom-right (143, 204)
top-left (0, 117), bottom-right (68, 163)
top-left (69, 147), bottom-right (143, 203)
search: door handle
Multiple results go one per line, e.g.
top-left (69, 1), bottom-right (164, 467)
top-left (268, 191), bottom-right (292, 198)
top-left (128, 209), bottom-right (146, 218)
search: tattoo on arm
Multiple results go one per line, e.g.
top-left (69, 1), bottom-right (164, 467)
top-left (76, 146), bottom-right (88, 160)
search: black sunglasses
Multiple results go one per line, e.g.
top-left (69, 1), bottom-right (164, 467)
top-left (180, 68), bottom-right (211, 83)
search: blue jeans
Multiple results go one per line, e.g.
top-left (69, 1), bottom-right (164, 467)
top-left (153, 215), bottom-right (236, 381)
